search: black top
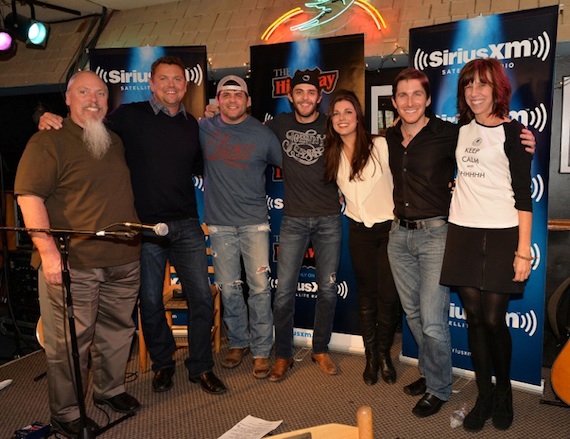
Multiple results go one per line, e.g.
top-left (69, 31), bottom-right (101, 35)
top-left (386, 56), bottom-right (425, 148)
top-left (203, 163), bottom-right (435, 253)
top-left (385, 112), bottom-right (458, 220)
top-left (265, 112), bottom-right (340, 217)
top-left (106, 101), bottom-right (203, 223)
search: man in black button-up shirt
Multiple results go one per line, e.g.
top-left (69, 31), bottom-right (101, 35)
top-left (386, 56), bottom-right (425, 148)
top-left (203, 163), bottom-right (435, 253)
top-left (386, 68), bottom-right (456, 418)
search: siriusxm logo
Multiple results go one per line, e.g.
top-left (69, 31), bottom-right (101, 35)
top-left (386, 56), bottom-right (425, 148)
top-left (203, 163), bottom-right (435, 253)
top-left (510, 104), bottom-right (548, 133)
top-left (529, 243), bottom-right (541, 271)
top-left (299, 282), bottom-right (318, 293)
top-left (193, 176), bottom-right (204, 191)
top-left (449, 302), bottom-right (538, 336)
top-left (94, 64), bottom-right (204, 86)
top-left (95, 66), bottom-right (150, 84)
top-left (268, 277), bottom-right (350, 299)
top-left (294, 330), bottom-right (312, 338)
top-left (531, 174), bottom-right (545, 203)
top-left (440, 103), bottom-right (549, 134)
top-left (337, 281), bottom-right (349, 299)
top-left (266, 195), bottom-right (284, 210)
top-left (413, 31), bottom-right (552, 70)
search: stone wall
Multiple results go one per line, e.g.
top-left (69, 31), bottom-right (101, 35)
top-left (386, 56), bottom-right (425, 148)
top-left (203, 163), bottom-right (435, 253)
top-left (0, 0), bottom-right (566, 88)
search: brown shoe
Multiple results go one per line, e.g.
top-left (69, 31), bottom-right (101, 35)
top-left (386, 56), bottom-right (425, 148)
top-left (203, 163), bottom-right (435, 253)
top-left (221, 347), bottom-right (249, 369)
top-left (311, 352), bottom-right (338, 375)
top-left (252, 357), bottom-right (271, 379)
top-left (269, 358), bottom-right (294, 382)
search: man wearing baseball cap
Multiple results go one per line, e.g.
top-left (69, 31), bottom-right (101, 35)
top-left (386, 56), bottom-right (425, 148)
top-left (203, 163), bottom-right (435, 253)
top-left (266, 68), bottom-right (342, 382)
top-left (200, 75), bottom-right (282, 379)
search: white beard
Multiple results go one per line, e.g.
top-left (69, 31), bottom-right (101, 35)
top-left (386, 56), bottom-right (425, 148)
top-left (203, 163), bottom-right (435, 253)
top-left (82, 119), bottom-right (111, 160)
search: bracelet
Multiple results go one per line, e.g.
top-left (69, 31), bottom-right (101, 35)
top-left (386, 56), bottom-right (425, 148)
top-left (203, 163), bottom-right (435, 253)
top-left (514, 251), bottom-right (534, 261)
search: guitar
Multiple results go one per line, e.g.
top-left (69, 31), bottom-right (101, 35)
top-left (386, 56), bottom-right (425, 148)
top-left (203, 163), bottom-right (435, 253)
top-left (547, 277), bottom-right (570, 405)
top-left (35, 316), bottom-right (44, 349)
top-left (551, 341), bottom-right (570, 405)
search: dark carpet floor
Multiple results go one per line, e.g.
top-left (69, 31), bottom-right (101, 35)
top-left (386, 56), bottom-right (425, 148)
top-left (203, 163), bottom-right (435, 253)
top-left (1, 333), bottom-right (569, 439)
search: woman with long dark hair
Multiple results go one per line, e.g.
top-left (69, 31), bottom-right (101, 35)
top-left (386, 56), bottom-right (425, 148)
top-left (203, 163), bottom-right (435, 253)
top-left (324, 90), bottom-right (398, 385)
top-left (441, 58), bottom-right (533, 431)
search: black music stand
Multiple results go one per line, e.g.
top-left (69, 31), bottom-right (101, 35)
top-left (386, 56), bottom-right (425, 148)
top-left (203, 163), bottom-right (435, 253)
top-left (1, 224), bottom-right (138, 438)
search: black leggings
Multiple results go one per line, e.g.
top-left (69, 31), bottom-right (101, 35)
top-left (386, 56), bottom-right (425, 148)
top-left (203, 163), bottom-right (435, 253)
top-left (457, 287), bottom-right (512, 395)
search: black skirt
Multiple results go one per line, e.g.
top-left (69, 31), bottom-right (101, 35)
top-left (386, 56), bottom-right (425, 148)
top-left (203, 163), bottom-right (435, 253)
top-left (440, 223), bottom-right (525, 294)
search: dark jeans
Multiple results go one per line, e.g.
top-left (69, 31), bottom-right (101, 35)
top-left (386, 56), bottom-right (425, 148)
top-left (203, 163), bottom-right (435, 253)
top-left (139, 217), bottom-right (214, 376)
top-left (273, 214), bottom-right (342, 359)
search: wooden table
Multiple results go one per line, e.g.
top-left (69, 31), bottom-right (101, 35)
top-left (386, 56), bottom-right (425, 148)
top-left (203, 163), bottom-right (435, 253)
top-left (269, 423), bottom-right (359, 439)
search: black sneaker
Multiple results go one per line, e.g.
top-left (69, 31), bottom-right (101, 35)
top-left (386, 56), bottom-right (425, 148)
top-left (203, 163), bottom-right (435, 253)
top-left (51, 416), bottom-right (99, 438)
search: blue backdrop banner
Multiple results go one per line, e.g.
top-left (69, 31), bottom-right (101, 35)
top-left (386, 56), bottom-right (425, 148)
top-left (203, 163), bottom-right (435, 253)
top-left (407, 6), bottom-right (558, 392)
top-left (250, 34), bottom-right (365, 352)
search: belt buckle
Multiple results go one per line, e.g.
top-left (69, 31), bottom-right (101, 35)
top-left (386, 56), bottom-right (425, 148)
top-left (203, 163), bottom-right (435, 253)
top-left (400, 219), bottom-right (417, 230)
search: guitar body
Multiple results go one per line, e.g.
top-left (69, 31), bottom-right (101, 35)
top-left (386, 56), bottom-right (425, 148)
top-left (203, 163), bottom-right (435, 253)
top-left (551, 340), bottom-right (570, 405)
top-left (548, 277), bottom-right (570, 405)
top-left (36, 316), bottom-right (44, 349)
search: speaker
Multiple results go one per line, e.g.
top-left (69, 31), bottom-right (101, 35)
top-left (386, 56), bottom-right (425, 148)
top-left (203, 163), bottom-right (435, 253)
top-left (8, 251), bottom-right (39, 323)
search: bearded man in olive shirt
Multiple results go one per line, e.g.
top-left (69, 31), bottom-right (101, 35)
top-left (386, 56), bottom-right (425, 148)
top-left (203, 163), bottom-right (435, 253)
top-left (15, 71), bottom-right (141, 437)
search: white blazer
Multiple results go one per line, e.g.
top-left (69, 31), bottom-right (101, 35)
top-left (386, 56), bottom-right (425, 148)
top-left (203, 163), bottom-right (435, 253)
top-left (336, 136), bottom-right (395, 227)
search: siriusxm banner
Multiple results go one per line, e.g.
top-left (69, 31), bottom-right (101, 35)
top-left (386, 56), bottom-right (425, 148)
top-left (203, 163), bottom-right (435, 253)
top-left (89, 46), bottom-right (208, 220)
top-left (250, 34), bottom-right (365, 353)
top-left (407, 6), bottom-right (558, 391)
top-left (89, 46), bottom-right (207, 122)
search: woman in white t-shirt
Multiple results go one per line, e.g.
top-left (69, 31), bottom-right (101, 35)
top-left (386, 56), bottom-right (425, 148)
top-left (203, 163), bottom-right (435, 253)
top-left (440, 58), bottom-right (533, 432)
top-left (324, 90), bottom-right (399, 386)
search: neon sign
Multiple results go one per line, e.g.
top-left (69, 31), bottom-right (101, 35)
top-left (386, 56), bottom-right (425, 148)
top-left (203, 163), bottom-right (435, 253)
top-left (261, 0), bottom-right (387, 41)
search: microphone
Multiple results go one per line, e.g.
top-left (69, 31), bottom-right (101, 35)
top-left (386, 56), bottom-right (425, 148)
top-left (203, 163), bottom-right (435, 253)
top-left (95, 230), bottom-right (137, 238)
top-left (123, 222), bottom-right (169, 236)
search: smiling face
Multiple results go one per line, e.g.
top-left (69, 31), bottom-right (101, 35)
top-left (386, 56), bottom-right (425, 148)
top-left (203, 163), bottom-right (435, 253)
top-left (217, 89), bottom-right (250, 124)
top-left (331, 99), bottom-right (357, 140)
top-left (65, 71), bottom-right (108, 128)
top-left (288, 83), bottom-right (322, 123)
top-left (149, 63), bottom-right (187, 115)
top-left (464, 71), bottom-right (495, 123)
top-left (391, 78), bottom-right (431, 128)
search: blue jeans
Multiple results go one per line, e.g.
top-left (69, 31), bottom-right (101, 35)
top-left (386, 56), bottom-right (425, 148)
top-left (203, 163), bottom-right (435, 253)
top-left (139, 217), bottom-right (214, 377)
top-left (208, 223), bottom-right (273, 358)
top-left (273, 214), bottom-right (342, 359)
top-left (387, 220), bottom-right (452, 401)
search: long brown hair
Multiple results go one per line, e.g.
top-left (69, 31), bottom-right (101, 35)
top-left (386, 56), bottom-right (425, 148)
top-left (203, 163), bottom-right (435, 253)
top-left (324, 90), bottom-right (375, 182)
top-left (457, 58), bottom-right (511, 124)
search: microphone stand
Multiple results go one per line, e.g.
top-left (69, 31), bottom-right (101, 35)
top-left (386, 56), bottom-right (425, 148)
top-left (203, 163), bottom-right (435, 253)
top-left (0, 225), bottom-right (137, 439)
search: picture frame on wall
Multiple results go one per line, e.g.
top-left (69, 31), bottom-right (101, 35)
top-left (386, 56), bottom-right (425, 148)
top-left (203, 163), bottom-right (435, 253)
top-left (370, 85), bottom-right (394, 136)
top-left (561, 76), bottom-right (570, 173)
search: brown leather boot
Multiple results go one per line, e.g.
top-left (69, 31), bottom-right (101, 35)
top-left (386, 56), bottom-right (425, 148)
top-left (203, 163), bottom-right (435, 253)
top-left (221, 347), bottom-right (249, 368)
top-left (311, 353), bottom-right (338, 375)
top-left (269, 358), bottom-right (293, 382)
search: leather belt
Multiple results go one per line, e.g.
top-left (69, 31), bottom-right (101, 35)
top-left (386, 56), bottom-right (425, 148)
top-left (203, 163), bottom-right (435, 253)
top-left (397, 217), bottom-right (447, 230)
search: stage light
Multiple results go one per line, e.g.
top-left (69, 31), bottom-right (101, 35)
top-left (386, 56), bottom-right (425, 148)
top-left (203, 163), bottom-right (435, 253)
top-left (4, 0), bottom-right (50, 50)
top-left (0, 30), bottom-right (13, 51)
top-left (27, 20), bottom-right (48, 46)
top-left (5, 13), bottom-right (50, 48)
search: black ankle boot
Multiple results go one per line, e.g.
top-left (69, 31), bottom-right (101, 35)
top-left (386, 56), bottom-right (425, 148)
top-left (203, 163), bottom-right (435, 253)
top-left (363, 352), bottom-right (379, 385)
top-left (492, 385), bottom-right (513, 430)
top-left (463, 389), bottom-right (494, 432)
top-left (378, 351), bottom-right (396, 384)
